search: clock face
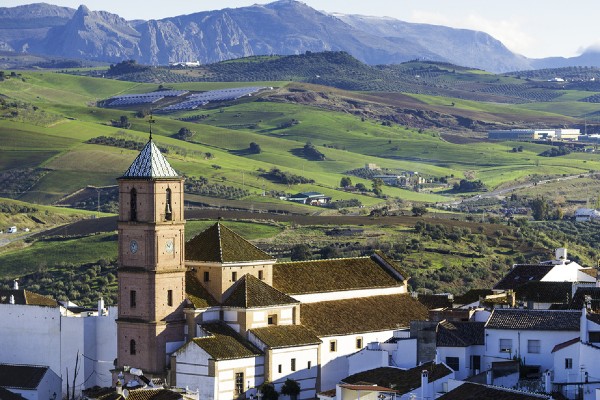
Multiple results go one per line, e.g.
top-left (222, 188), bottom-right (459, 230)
top-left (165, 239), bottom-right (174, 254)
top-left (129, 240), bottom-right (138, 254)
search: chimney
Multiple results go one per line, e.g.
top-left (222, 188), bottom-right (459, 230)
top-left (98, 297), bottom-right (105, 315)
top-left (544, 370), bottom-right (552, 393)
top-left (581, 306), bottom-right (589, 343)
top-left (13, 280), bottom-right (18, 290)
top-left (421, 370), bottom-right (429, 400)
top-left (9, 295), bottom-right (15, 304)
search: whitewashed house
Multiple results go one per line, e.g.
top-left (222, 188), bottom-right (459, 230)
top-left (0, 284), bottom-right (117, 397)
top-left (0, 364), bottom-right (61, 400)
top-left (436, 320), bottom-right (486, 380)
top-left (484, 309), bottom-right (581, 373)
top-left (550, 311), bottom-right (600, 400)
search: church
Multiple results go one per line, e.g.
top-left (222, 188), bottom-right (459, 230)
top-left (115, 136), bottom-right (428, 399)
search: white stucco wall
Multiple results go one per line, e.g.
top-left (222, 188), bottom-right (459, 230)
top-left (347, 348), bottom-right (388, 376)
top-left (292, 287), bottom-right (406, 304)
top-left (320, 330), bottom-right (395, 391)
top-left (486, 328), bottom-right (578, 372)
top-left (270, 346), bottom-right (319, 400)
top-left (0, 303), bottom-right (117, 397)
top-left (437, 345), bottom-right (484, 380)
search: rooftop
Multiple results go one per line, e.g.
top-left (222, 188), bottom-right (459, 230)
top-left (191, 322), bottom-right (262, 361)
top-left (300, 294), bottom-right (428, 336)
top-left (341, 362), bottom-right (452, 395)
top-left (486, 309), bottom-right (580, 331)
top-left (222, 274), bottom-right (299, 308)
top-left (493, 264), bottom-right (554, 291)
top-left (121, 140), bottom-right (179, 179)
top-left (0, 290), bottom-right (57, 307)
top-left (437, 382), bottom-right (552, 399)
top-left (185, 271), bottom-right (219, 308)
top-left (186, 222), bottom-right (274, 263)
top-left (0, 364), bottom-right (49, 389)
top-left (273, 253), bottom-right (407, 295)
top-left (249, 325), bottom-right (321, 348)
top-left (437, 321), bottom-right (485, 347)
top-left (515, 281), bottom-right (573, 304)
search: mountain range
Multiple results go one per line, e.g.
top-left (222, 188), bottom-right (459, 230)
top-left (1, 0), bottom-right (599, 73)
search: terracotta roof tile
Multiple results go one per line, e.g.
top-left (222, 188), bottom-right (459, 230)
top-left (186, 223), bottom-right (274, 263)
top-left (126, 389), bottom-right (182, 400)
top-left (222, 274), bottom-right (299, 308)
top-left (417, 294), bottom-right (453, 310)
top-left (453, 289), bottom-right (493, 305)
top-left (300, 294), bottom-right (428, 336)
top-left (341, 362), bottom-right (452, 396)
top-left (493, 264), bottom-right (554, 291)
top-left (185, 271), bottom-right (219, 308)
top-left (485, 309), bottom-right (580, 331)
top-left (551, 337), bottom-right (579, 353)
top-left (437, 321), bottom-right (485, 347)
top-left (273, 254), bottom-right (406, 295)
top-left (0, 364), bottom-right (48, 389)
top-left (192, 322), bottom-right (262, 360)
top-left (250, 325), bottom-right (321, 348)
top-left (437, 382), bottom-right (552, 399)
top-left (0, 290), bottom-right (57, 307)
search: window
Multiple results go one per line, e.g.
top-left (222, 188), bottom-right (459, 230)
top-left (291, 358), bottom-right (296, 371)
top-left (258, 270), bottom-right (264, 280)
top-left (330, 340), bottom-right (337, 352)
top-left (565, 358), bottom-right (573, 369)
top-left (232, 271), bottom-right (237, 281)
top-left (528, 339), bottom-right (541, 354)
top-left (356, 337), bottom-right (363, 349)
top-left (446, 357), bottom-right (459, 371)
top-left (167, 290), bottom-right (173, 307)
top-left (499, 338), bottom-right (513, 353)
top-left (130, 189), bottom-right (137, 221)
top-left (130, 339), bottom-right (136, 355)
top-left (268, 314), bottom-right (277, 325)
top-left (589, 332), bottom-right (600, 342)
top-left (203, 271), bottom-right (210, 282)
top-left (235, 372), bottom-right (244, 396)
top-left (165, 188), bottom-right (172, 221)
top-left (471, 355), bottom-right (481, 371)
top-left (278, 364), bottom-right (282, 374)
top-left (130, 290), bottom-right (137, 308)
top-left (307, 361), bottom-right (312, 369)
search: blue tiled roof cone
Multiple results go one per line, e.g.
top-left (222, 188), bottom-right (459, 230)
top-left (121, 139), bottom-right (179, 178)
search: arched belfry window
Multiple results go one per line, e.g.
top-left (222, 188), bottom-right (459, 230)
top-left (165, 188), bottom-right (173, 221)
top-left (130, 188), bottom-right (137, 221)
top-left (130, 339), bottom-right (137, 355)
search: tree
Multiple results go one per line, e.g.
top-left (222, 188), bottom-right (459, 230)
top-left (281, 379), bottom-right (301, 400)
top-left (340, 176), bottom-right (352, 188)
top-left (290, 244), bottom-right (311, 261)
top-left (249, 142), bottom-right (262, 154)
top-left (372, 178), bottom-right (384, 197)
top-left (412, 205), bottom-right (427, 216)
top-left (119, 115), bottom-right (130, 129)
top-left (258, 383), bottom-right (279, 400)
top-left (320, 245), bottom-right (341, 260)
top-left (530, 197), bottom-right (549, 221)
top-left (355, 183), bottom-right (367, 192)
top-left (177, 127), bottom-right (194, 141)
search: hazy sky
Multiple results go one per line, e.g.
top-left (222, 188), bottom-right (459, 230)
top-left (3, 0), bottom-right (598, 59)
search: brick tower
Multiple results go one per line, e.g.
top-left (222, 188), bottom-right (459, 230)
top-left (115, 131), bottom-right (186, 378)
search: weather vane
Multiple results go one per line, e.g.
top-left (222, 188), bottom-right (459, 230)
top-left (148, 112), bottom-right (156, 140)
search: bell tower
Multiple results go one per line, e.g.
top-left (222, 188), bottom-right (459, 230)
top-left (115, 127), bottom-right (186, 378)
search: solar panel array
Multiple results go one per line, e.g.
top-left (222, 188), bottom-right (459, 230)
top-left (106, 90), bottom-right (188, 107)
top-left (160, 87), bottom-right (266, 112)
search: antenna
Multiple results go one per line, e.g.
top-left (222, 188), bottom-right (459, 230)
top-left (148, 112), bottom-right (155, 140)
